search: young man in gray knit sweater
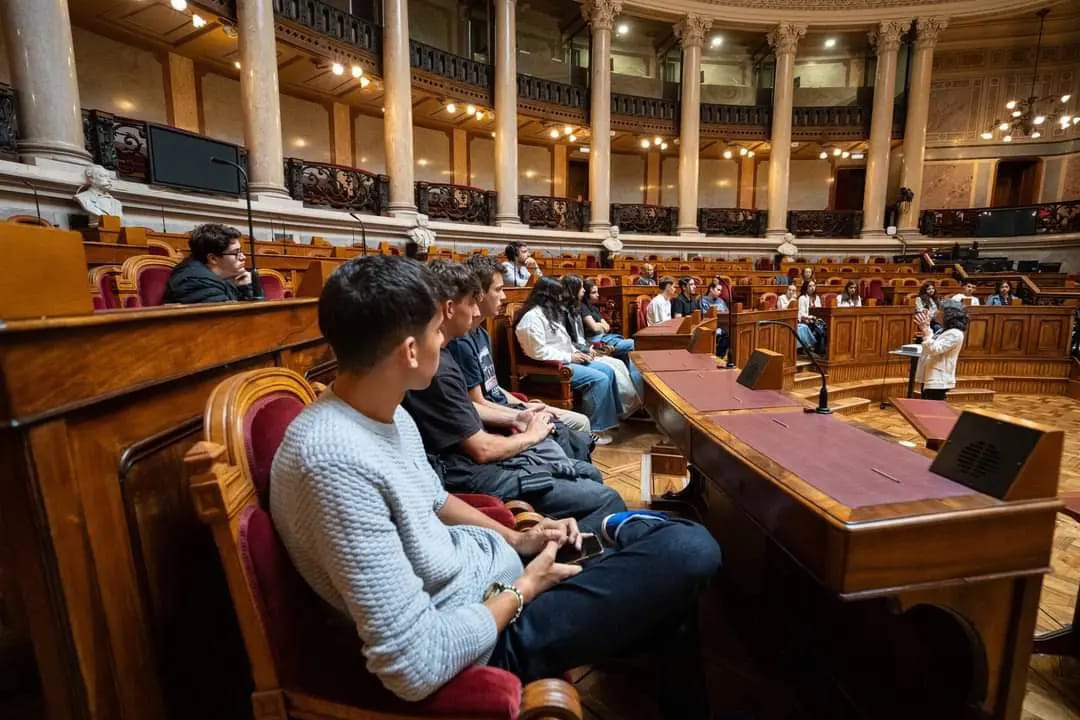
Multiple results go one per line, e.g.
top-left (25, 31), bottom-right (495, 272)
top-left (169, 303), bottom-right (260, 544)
top-left (270, 256), bottom-right (722, 718)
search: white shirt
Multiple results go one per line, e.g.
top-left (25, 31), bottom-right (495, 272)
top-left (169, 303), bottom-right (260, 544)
top-left (797, 294), bottom-right (821, 323)
top-left (777, 294), bottom-right (796, 311)
top-left (951, 293), bottom-right (980, 306)
top-left (837, 295), bottom-right (862, 308)
top-left (500, 261), bottom-right (541, 288)
top-left (915, 328), bottom-right (964, 390)
top-left (515, 306), bottom-right (575, 364)
top-left (647, 293), bottom-right (672, 325)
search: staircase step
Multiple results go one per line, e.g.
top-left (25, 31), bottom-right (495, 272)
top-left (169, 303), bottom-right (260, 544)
top-left (826, 397), bottom-right (871, 415)
top-left (915, 387), bottom-right (996, 403)
top-left (793, 371), bottom-right (820, 386)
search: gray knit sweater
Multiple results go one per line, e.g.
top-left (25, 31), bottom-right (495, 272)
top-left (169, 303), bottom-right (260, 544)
top-left (269, 389), bottom-right (523, 701)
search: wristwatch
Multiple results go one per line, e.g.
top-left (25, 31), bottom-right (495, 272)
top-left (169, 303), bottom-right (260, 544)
top-left (482, 582), bottom-right (525, 624)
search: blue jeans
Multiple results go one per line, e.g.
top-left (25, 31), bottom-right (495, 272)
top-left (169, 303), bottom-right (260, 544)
top-left (489, 518), bottom-right (722, 719)
top-left (592, 333), bottom-right (635, 362)
top-left (796, 322), bottom-right (815, 350)
top-left (570, 362), bottom-right (621, 431)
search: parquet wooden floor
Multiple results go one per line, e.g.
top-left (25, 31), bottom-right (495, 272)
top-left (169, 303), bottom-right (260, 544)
top-left (588, 395), bottom-right (1080, 720)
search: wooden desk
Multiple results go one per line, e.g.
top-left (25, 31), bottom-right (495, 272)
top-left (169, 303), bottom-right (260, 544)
top-left (599, 284), bottom-right (659, 336)
top-left (0, 300), bottom-right (333, 720)
top-left (637, 352), bottom-right (1060, 719)
top-left (891, 397), bottom-right (961, 449)
top-left (633, 316), bottom-right (709, 351)
top-left (726, 308), bottom-right (798, 388)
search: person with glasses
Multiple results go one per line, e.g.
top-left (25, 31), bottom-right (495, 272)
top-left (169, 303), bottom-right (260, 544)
top-left (163, 223), bottom-right (255, 304)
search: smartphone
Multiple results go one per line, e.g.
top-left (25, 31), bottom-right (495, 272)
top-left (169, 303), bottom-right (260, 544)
top-left (555, 533), bottom-right (604, 565)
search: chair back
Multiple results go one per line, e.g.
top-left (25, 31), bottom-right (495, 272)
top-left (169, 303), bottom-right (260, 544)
top-left (598, 275), bottom-right (615, 288)
top-left (901, 278), bottom-right (919, 287)
top-left (117, 255), bottom-right (178, 307)
top-left (759, 292), bottom-right (778, 311)
top-left (821, 292), bottom-right (838, 308)
top-left (636, 294), bottom-right (652, 330)
top-left (840, 265), bottom-right (856, 273)
top-left (258, 269), bottom-right (291, 300)
top-left (89, 265), bottom-right (122, 310)
top-left (844, 256), bottom-right (861, 264)
top-left (827, 276), bottom-right (843, 286)
top-left (147, 239), bottom-right (180, 258)
top-left (872, 256), bottom-right (887, 264)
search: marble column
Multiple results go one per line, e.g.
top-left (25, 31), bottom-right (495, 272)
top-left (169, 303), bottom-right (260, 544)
top-left (861, 20), bottom-right (910, 238)
top-left (1, 0), bottom-right (90, 164)
top-left (765, 23), bottom-right (806, 240)
top-left (494, 0), bottom-right (523, 225)
top-left (675, 15), bottom-right (711, 235)
top-left (583, 0), bottom-right (622, 231)
top-left (237, 0), bottom-right (289, 197)
top-left (898, 17), bottom-right (947, 232)
top-left (382, 0), bottom-right (417, 215)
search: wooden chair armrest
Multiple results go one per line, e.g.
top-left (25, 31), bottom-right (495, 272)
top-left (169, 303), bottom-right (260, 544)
top-left (520, 678), bottom-right (583, 719)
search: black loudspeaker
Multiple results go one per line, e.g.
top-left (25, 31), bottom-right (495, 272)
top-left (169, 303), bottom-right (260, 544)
top-left (929, 409), bottom-right (1063, 501)
top-left (736, 349), bottom-right (783, 390)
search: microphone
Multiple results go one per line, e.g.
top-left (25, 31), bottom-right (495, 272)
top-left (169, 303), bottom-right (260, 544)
top-left (724, 290), bottom-right (735, 369)
top-left (20, 179), bottom-right (41, 222)
top-left (757, 319), bottom-right (831, 414)
top-left (349, 212), bottom-right (368, 256)
top-left (211, 156), bottom-right (263, 299)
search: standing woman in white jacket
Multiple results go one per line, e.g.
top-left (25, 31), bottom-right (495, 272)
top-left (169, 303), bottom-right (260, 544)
top-left (914, 302), bottom-right (967, 401)
top-left (515, 278), bottom-right (622, 438)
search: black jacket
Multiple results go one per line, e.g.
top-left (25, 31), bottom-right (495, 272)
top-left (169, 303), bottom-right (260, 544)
top-left (162, 258), bottom-right (254, 304)
top-left (671, 293), bottom-right (695, 317)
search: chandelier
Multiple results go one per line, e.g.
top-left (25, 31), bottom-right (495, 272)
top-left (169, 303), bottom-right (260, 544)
top-left (981, 8), bottom-right (1077, 143)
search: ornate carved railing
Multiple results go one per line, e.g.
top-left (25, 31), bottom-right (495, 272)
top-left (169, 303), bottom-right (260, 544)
top-left (698, 208), bottom-right (766, 237)
top-left (83, 110), bottom-right (150, 182)
top-left (285, 158), bottom-right (389, 214)
top-left (787, 210), bottom-right (863, 238)
top-left (611, 203), bottom-right (676, 234)
top-left (0, 83), bottom-right (17, 156)
top-left (274, 0), bottom-right (380, 57)
top-left (518, 195), bottom-right (588, 231)
top-left (700, 104), bottom-right (771, 129)
top-left (416, 182), bottom-right (496, 225)
top-left (517, 75), bottom-right (587, 110)
top-left (410, 42), bottom-right (492, 91)
top-left (920, 200), bottom-right (1080, 237)
top-left (791, 105), bottom-right (869, 139)
top-left (611, 94), bottom-right (677, 121)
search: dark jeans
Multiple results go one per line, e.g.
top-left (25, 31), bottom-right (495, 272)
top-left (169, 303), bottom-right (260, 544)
top-left (489, 518), bottom-right (722, 719)
top-left (922, 388), bottom-right (948, 401)
top-left (518, 475), bottom-right (626, 536)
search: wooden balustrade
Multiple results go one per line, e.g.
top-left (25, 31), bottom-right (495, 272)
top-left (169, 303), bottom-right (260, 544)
top-left (517, 75), bottom-right (587, 110)
top-left (284, 157), bottom-right (389, 214)
top-left (410, 41), bottom-right (492, 90)
top-left (920, 200), bottom-right (1080, 237)
top-left (416, 182), bottom-right (497, 224)
top-left (518, 195), bottom-right (588, 231)
top-left (273, 0), bottom-right (380, 57)
top-left (787, 210), bottom-right (863, 238)
top-left (611, 93), bottom-right (677, 121)
top-left (700, 103), bottom-right (770, 131)
top-left (611, 203), bottom-right (677, 235)
top-left (697, 208), bottom-right (766, 237)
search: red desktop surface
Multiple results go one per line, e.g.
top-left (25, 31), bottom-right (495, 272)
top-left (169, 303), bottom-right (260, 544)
top-left (635, 317), bottom-right (685, 336)
top-left (634, 349), bottom-right (719, 372)
top-left (658, 369), bottom-right (801, 412)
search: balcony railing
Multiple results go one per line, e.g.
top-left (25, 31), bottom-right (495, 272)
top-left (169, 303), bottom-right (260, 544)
top-left (284, 158), bottom-right (389, 215)
top-left (518, 195), bottom-right (589, 231)
top-left (698, 208), bottom-right (766, 237)
top-left (611, 94), bottom-right (677, 122)
top-left (0, 83), bottom-right (16, 156)
top-left (517, 75), bottom-right (587, 110)
top-left (920, 200), bottom-right (1080, 237)
top-left (416, 182), bottom-right (496, 225)
top-left (274, 0), bottom-right (379, 57)
top-left (700, 104), bottom-right (771, 130)
top-left (611, 203), bottom-right (676, 234)
top-left (787, 210), bottom-right (863, 238)
top-left (410, 42), bottom-right (492, 91)
top-left (83, 110), bottom-right (150, 182)
top-left (792, 105), bottom-right (869, 136)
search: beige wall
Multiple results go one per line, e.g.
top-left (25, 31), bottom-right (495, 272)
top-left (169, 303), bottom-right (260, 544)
top-left (611, 153), bottom-right (646, 204)
top-left (921, 162), bottom-right (976, 208)
top-left (73, 27), bottom-right (167, 123)
top-left (280, 94), bottom-right (330, 164)
top-left (353, 113), bottom-right (386, 173)
top-left (755, 159), bottom-right (830, 210)
top-left (1064, 154), bottom-right (1080, 201)
top-left (519, 144), bottom-right (553, 195)
top-left (699, 158), bottom-right (739, 208)
top-left (200, 73), bottom-right (245, 146)
top-left (414, 126), bottom-right (452, 183)
top-left (469, 136), bottom-right (494, 188)
top-left (409, 0), bottom-right (461, 54)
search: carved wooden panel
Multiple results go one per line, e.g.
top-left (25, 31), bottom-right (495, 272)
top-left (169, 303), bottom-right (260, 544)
top-left (964, 315), bottom-right (993, 354)
top-left (855, 314), bottom-right (883, 362)
top-left (994, 317), bottom-right (1027, 354)
top-left (829, 316), bottom-right (857, 362)
top-left (884, 315), bottom-right (912, 354)
top-left (1028, 315), bottom-right (1071, 357)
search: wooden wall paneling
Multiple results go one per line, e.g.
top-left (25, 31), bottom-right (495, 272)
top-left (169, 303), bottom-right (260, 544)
top-left (1028, 313), bottom-right (1072, 358)
top-left (994, 314), bottom-right (1028, 355)
top-left (964, 313), bottom-right (993, 354)
top-left (854, 313), bottom-right (883, 362)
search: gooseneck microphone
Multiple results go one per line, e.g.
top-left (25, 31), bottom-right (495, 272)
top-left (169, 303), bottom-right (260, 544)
top-left (210, 156), bottom-right (264, 299)
top-left (349, 212), bottom-right (368, 256)
top-left (20, 179), bottom-right (41, 222)
top-left (757, 319), bottom-right (831, 414)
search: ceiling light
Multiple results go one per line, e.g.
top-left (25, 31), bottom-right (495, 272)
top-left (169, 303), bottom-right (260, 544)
top-left (998, 122), bottom-right (1010, 131)
top-left (1006, 100), bottom-right (1017, 110)
top-left (580, 146), bottom-right (590, 153)
top-left (661, 142), bottom-right (668, 150)
top-left (564, 126), bottom-right (573, 135)
top-left (722, 150), bottom-right (733, 159)
top-left (739, 147), bottom-right (748, 156)
top-left (491, 131), bottom-right (496, 137)
top-left (710, 36), bottom-right (723, 48)
top-left (616, 23), bottom-right (629, 36)
top-left (841, 150), bottom-right (850, 158)
top-left (747, 150), bottom-right (754, 158)
top-left (351, 65), bottom-right (363, 78)
top-left (331, 62), bottom-right (344, 76)
top-left (654, 136), bottom-right (662, 145)
top-left (1002, 135), bottom-right (1013, 142)
top-left (1062, 114), bottom-right (1073, 124)
top-left (1011, 110), bottom-right (1022, 117)
top-left (417, 158), bottom-right (428, 166)
top-left (474, 110), bottom-right (484, 120)
top-left (170, 0), bottom-right (187, 10)
top-left (981, 131), bottom-right (993, 140)
top-left (466, 104), bottom-right (476, 115)
top-left (1073, 117), bottom-right (1080, 125)
top-left (549, 128), bottom-right (559, 138)
top-left (192, 13), bottom-right (206, 28)
top-left (1063, 94), bottom-right (1072, 103)
top-left (819, 151), bottom-right (828, 159)
top-left (1033, 115), bottom-right (1045, 125)
top-left (233, 60), bottom-right (241, 69)
top-left (851, 152), bottom-right (864, 159)
top-left (832, 147), bottom-right (842, 156)
top-left (359, 76), bottom-right (370, 88)
top-left (1031, 130), bottom-right (1041, 138)
top-left (824, 37), bottom-right (837, 48)
top-left (569, 134), bottom-right (577, 142)
top-left (640, 138), bottom-right (650, 149)
top-left (446, 102), bottom-right (457, 113)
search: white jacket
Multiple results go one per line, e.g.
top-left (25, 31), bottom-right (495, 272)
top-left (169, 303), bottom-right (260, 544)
top-left (915, 328), bottom-right (964, 390)
top-left (515, 306), bottom-right (575, 364)
top-left (647, 294), bottom-right (671, 325)
top-left (951, 293), bottom-right (980, 306)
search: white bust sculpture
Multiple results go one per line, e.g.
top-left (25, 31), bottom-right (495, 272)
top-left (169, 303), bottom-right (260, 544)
top-left (601, 225), bottom-right (623, 254)
top-left (74, 165), bottom-right (123, 223)
top-left (407, 213), bottom-right (436, 251)
top-left (776, 232), bottom-right (798, 261)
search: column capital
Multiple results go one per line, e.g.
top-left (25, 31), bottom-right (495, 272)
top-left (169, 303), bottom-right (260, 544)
top-left (581, 0), bottom-right (622, 31)
top-left (675, 14), bottom-right (713, 50)
top-left (914, 17), bottom-right (949, 50)
top-left (870, 20), bottom-right (911, 55)
top-left (767, 23), bottom-right (806, 56)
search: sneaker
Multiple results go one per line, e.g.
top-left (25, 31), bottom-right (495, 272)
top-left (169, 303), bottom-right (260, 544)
top-left (592, 432), bottom-right (614, 446)
top-left (601, 510), bottom-right (670, 545)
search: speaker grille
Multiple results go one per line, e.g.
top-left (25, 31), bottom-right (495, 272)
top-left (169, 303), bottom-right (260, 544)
top-left (955, 440), bottom-right (1001, 480)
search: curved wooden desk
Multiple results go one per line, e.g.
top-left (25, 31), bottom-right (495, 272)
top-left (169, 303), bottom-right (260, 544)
top-left (635, 349), bottom-right (1061, 719)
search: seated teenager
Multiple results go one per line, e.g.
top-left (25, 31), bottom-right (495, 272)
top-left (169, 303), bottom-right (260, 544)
top-left (403, 261), bottom-right (622, 535)
top-left (988, 280), bottom-right (1014, 306)
top-left (951, 282), bottom-right (981, 306)
top-left (671, 276), bottom-right (696, 318)
top-left (635, 263), bottom-right (658, 286)
top-left (836, 280), bottom-right (862, 307)
top-left (647, 276), bottom-right (677, 325)
top-left (516, 278), bottom-right (625, 442)
top-left (697, 282), bottom-right (730, 359)
top-left (501, 241), bottom-right (543, 288)
top-left (796, 280), bottom-right (824, 353)
top-left (448, 254), bottom-right (595, 453)
top-left (580, 278), bottom-right (635, 360)
top-left (162, 223), bottom-right (254, 304)
top-left (271, 255), bottom-right (722, 718)
top-left (776, 283), bottom-right (798, 310)
top-left (915, 281), bottom-right (942, 333)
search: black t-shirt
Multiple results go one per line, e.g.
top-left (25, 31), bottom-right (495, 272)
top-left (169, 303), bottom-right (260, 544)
top-left (447, 327), bottom-right (510, 406)
top-left (402, 347), bottom-right (484, 455)
top-left (671, 294), bottom-right (694, 317)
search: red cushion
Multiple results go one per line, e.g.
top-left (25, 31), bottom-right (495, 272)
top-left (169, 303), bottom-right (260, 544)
top-left (239, 507), bottom-right (523, 717)
top-left (243, 393), bottom-right (307, 509)
top-left (454, 493), bottom-right (516, 529)
top-left (138, 265), bottom-right (174, 307)
top-left (97, 270), bottom-right (121, 309)
top-left (260, 275), bottom-right (286, 300)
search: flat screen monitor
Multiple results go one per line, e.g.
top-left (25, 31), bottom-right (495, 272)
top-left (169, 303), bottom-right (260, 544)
top-left (147, 124), bottom-right (243, 195)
